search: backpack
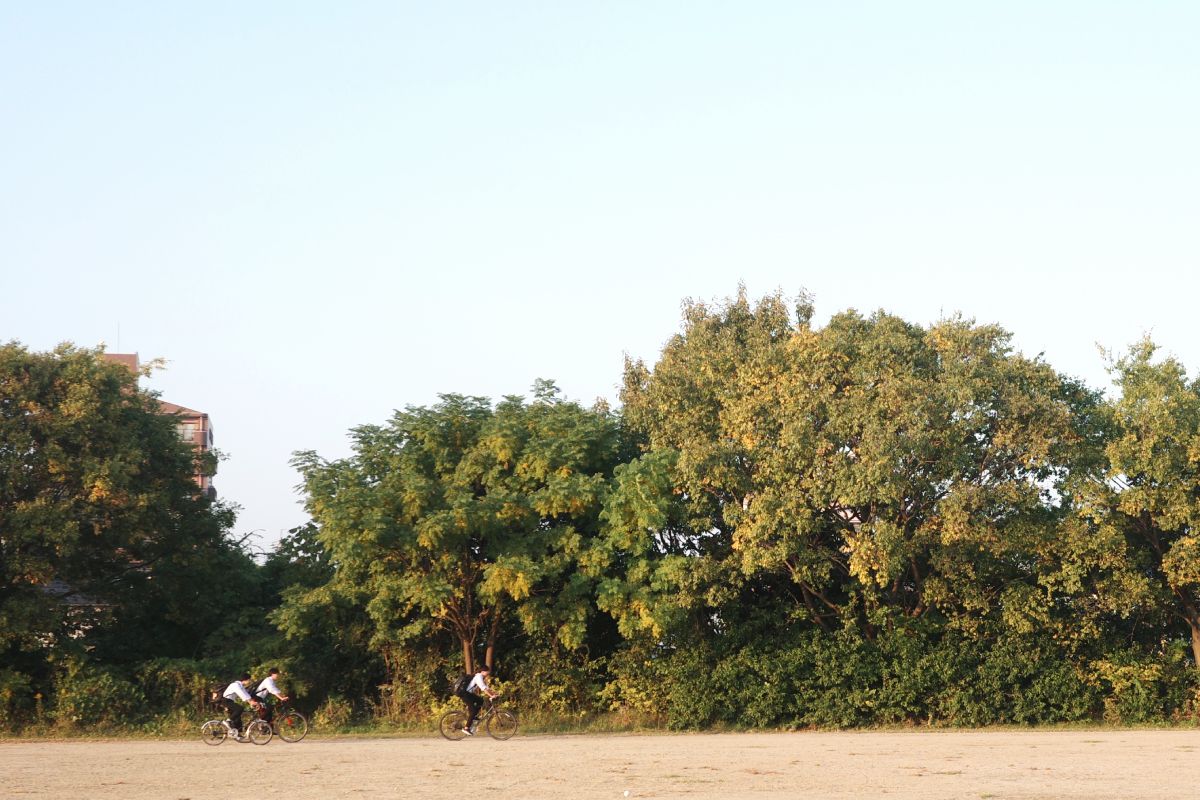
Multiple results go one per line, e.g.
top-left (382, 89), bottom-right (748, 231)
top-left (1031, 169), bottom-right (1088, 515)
top-left (451, 673), bottom-right (471, 696)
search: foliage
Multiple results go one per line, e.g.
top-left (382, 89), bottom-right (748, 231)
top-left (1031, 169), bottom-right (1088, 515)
top-left (609, 290), bottom-right (1100, 652)
top-left (0, 343), bottom-right (248, 714)
top-left (14, 297), bottom-right (1200, 733)
top-left (52, 659), bottom-right (147, 729)
top-left (286, 385), bottom-right (626, 675)
top-left (1073, 339), bottom-right (1200, 666)
top-left (0, 669), bottom-right (32, 728)
top-left (597, 641), bottom-right (674, 717)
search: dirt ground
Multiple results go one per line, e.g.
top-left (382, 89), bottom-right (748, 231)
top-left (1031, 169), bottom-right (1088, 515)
top-left (2, 729), bottom-right (1196, 799)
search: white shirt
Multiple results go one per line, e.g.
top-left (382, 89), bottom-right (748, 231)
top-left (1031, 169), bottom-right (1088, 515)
top-left (223, 681), bottom-right (253, 702)
top-left (255, 676), bottom-right (283, 700)
top-left (467, 673), bottom-right (489, 695)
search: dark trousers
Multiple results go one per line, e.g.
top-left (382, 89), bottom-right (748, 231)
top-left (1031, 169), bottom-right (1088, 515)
top-left (222, 698), bottom-right (244, 732)
top-left (459, 692), bottom-right (484, 728)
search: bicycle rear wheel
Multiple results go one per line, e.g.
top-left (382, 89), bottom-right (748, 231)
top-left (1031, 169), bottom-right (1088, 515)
top-left (246, 719), bottom-right (273, 745)
top-left (200, 720), bottom-right (228, 745)
top-left (276, 711), bottom-right (309, 743)
top-left (486, 709), bottom-right (518, 740)
top-left (438, 709), bottom-right (469, 741)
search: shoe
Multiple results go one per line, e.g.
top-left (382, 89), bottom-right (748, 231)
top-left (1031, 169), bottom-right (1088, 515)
top-left (462, 727), bottom-right (474, 736)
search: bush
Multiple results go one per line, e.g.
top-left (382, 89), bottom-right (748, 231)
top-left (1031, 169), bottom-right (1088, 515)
top-left (599, 644), bottom-right (674, 718)
top-left (649, 623), bottom-right (1111, 730)
top-left (311, 695), bottom-right (354, 729)
top-left (932, 635), bottom-right (1097, 725)
top-left (0, 669), bottom-right (33, 729)
top-left (135, 658), bottom-right (222, 720)
top-left (53, 660), bottom-right (147, 729)
top-left (1092, 644), bottom-right (1195, 724)
top-left (502, 648), bottom-right (606, 721)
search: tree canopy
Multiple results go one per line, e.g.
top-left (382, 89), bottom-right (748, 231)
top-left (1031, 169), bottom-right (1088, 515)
top-left (285, 384), bottom-right (626, 675)
top-left (0, 343), bottom-right (251, 718)
top-left (9, 291), bottom-right (1200, 732)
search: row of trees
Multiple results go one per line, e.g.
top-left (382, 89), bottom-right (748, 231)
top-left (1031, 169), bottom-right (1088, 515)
top-left (6, 290), bottom-right (1200, 730)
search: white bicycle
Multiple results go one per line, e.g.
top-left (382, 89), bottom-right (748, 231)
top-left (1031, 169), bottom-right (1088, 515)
top-left (201, 714), bottom-right (273, 745)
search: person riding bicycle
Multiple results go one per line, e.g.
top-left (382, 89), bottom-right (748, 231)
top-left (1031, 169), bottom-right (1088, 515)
top-left (456, 664), bottom-right (498, 736)
top-left (254, 667), bottom-right (290, 725)
top-left (221, 673), bottom-right (262, 740)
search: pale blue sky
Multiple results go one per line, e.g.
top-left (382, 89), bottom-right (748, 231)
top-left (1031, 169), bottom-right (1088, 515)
top-left (3, 3), bottom-right (1198, 550)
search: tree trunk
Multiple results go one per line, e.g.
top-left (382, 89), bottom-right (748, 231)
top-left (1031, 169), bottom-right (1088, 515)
top-left (1188, 613), bottom-right (1200, 671)
top-left (381, 645), bottom-right (400, 685)
top-left (461, 637), bottom-right (474, 674)
top-left (484, 603), bottom-right (503, 670)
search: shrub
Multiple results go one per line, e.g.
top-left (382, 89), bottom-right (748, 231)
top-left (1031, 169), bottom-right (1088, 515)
top-left (655, 624), bottom-right (1107, 730)
top-left (1092, 644), bottom-right (1195, 724)
top-left (933, 634), bottom-right (1097, 726)
top-left (53, 660), bottom-right (147, 729)
top-left (598, 644), bottom-right (674, 717)
top-left (311, 695), bottom-right (354, 729)
top-left (135, 658), bottom-right (221, 719)
top-left (0, 669), bottom-right (33, 729)
top-left (503, 648), bottom-right (606, 720)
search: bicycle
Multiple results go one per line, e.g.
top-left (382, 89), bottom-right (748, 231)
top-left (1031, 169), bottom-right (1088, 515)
top-left (256, 699), bottom-right (309, 743)
top-left (200, 709), bottom-right (273, 745)
top-left (439, 697), bottom-right (518, 741)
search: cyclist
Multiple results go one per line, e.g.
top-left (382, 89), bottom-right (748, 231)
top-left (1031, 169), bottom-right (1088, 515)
top-left (456, 664), bottom-right (498, 736)
top-left (221, 673), bottom-right (262, 740)
top-left (254, 667), bottom-right (290, 725)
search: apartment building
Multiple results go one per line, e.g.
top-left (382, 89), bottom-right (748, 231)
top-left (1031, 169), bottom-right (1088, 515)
top-left (103, 353), bottom-right (216, 498)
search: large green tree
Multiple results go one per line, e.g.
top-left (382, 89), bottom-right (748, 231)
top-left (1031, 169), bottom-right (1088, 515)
top-left (286, 383), bottom-right (625, 676)
top-left (604, 291), bottom-right (1096, 641)
top-left (0, 343), bottom-right (244, 690)
top-left (1074, 340), bottom-right (1200, 666)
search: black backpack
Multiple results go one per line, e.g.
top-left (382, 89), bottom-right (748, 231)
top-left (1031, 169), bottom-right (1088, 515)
top-left (451, 673), bottom-right (471, 696)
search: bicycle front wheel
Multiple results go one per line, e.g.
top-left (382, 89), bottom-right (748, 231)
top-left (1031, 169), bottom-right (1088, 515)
top-left (200, 720), bottom-right (228, 746)
top-left (246, 719), bottom-right (273, 745)
top-left (438, 709), bottom-right (469, 741)
top-left (486, 709), bottom-right (518, 740)
top-left (276, 711), bottom-right (309, 743)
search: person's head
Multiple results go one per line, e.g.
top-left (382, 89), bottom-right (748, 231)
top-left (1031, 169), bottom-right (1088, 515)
top-left (479, 664), bottom-right (491, 675)
top-left (239, 672), bottom-right (252, 684)
top-left (267, 667), bottom-right (280, 677)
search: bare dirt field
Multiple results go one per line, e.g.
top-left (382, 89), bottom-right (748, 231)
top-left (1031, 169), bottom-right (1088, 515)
top-left (2, 729), bottom-right (1196, 800)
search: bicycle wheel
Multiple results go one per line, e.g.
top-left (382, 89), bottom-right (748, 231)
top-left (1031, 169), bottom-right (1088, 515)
top-left (486, 709), bottom-right (518, 740)
top-left (276, 711), bottom-right (308, 743)
top-left (200, 719), bottom-right (228, 746)
top-left (246, 719), bottom-right (273, 745)
top-left (438, 709), bottom-right (469, 741)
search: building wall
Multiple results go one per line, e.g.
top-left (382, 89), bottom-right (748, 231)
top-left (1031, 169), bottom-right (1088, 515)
top-left (103, 353), bottom-right (216, 497)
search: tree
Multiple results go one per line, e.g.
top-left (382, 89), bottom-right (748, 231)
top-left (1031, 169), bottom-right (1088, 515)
top-left (0, 343), bottom-right (242, 690)
top-left (596, 290), bottom-right (802, 640)
top-left (1077, 339), bottom-right (1200, 666)
top-left (607, 290), bottom-right (1093, 640)
top-left (288, 384), bottom-right (625, 676)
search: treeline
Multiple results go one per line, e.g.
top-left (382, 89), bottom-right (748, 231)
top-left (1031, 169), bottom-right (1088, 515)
top-left (5, 290), bottom-right (1200, 732)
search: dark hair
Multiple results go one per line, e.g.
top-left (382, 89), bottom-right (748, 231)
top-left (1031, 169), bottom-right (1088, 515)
top-left (239, 672), bottom-right (252, 681)
top-left (268, 667), bottom-right (279, 675)
top-left (479, 664), bottom-right (491, 672)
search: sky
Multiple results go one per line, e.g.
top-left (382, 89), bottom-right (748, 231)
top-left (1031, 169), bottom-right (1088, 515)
top-left (2, 2), bottom-right (1198, 553)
